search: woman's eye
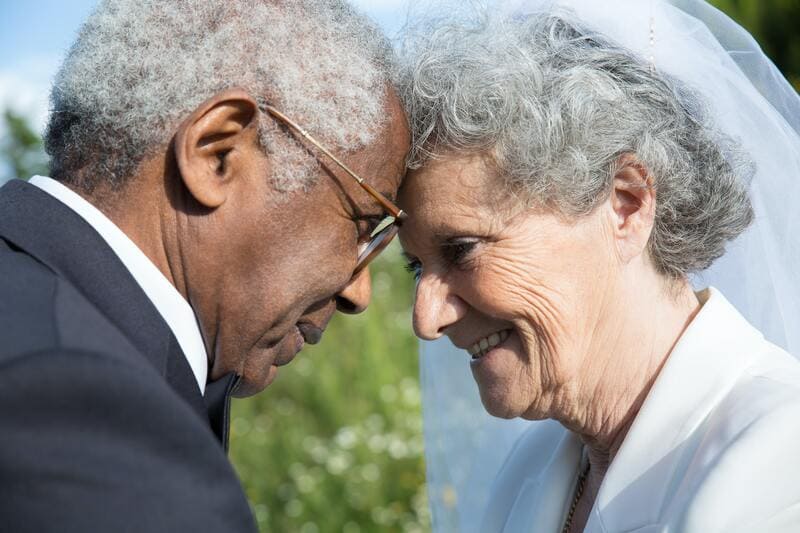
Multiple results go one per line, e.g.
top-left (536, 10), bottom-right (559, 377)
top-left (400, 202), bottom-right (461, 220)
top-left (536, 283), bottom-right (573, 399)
top-left (441, 239), bottom-right (478, 266)
top-left (404, 258), bottom-right (422, 281)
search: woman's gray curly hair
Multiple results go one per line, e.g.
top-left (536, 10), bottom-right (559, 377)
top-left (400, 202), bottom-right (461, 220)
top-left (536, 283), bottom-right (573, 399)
top-left (399, 9), bottom-right (754, 279)
top-left (45, 0), bottom-right (394, 193)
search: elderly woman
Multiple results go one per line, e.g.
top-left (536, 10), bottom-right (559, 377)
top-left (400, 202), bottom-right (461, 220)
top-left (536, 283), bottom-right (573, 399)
top-left (398, 1), bottom-right (800, 532)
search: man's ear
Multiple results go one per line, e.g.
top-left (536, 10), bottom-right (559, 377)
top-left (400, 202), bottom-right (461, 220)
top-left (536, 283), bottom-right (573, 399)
top-left (174, 88), bottom-right (260, 208)
top-left (608, 153), bottom-right (656, 264)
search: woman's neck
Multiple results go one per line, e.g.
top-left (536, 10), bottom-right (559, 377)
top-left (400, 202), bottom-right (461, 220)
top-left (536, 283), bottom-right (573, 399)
top-left (561, 274), bottom-right (702, 478)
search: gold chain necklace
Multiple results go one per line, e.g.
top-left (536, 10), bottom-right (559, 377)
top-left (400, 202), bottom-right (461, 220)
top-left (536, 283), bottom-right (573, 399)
top-left (561, 460), bottom-right (590, 533)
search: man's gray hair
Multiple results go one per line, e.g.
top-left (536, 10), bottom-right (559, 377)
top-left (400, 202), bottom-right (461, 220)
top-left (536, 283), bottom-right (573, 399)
top-left (45, 0), bottom-right (393, 192)
top-left (400, 9), bottom-right (754, 279)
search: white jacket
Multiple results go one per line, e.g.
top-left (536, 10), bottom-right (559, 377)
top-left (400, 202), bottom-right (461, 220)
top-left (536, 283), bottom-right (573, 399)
top-left (482, 288), bottom-right (800, 532)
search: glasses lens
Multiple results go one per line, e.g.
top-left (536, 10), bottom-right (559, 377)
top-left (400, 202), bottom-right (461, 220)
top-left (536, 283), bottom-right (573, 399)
top-left (354, 222), bottom-right (400, 274)
top-left (370, 216), bottom-right (395, 239)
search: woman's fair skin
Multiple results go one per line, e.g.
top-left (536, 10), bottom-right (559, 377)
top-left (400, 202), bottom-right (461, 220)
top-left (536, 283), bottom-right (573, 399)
top-left (399, 153), bottom-right (701, 531)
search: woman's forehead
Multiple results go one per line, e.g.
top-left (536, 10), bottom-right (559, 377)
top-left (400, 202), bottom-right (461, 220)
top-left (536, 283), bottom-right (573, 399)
top-left (398, 164), bottom-right (525, 255)
top-left (401, 155), bottom-right (495, 205)
top-left (400, 154), bottom-right (527, 227)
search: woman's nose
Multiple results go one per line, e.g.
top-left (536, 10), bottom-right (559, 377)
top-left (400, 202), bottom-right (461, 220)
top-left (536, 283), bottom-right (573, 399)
top-left (336, 267), bottom-right (372, 314)
top-left (413, 274), bottom-right (467, 340)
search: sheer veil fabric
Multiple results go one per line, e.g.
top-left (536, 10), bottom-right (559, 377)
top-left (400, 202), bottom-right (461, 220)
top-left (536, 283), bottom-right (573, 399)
top-left (417, 1), bottom-right (800, 530)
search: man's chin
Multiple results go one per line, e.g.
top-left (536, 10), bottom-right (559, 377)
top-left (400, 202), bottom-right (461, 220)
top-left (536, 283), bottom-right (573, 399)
top-left (233, 365), bottom-right (279, 397)
top-left (228, 327), bottom-right (306, 397)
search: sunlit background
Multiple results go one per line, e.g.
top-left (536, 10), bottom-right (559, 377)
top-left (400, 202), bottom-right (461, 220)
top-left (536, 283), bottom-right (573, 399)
top-left (1, 1), bottom-right (798, 532)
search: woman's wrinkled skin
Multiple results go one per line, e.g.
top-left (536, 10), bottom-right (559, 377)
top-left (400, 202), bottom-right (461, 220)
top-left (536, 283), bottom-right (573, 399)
top-left (399, 153), bottom-right (701, 530)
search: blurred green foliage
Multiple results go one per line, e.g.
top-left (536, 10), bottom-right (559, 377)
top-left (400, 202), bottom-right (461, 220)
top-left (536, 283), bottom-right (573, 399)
top-left (710, 0), bottom-right (800, 90)
top-left (0, 109), bottom-right (49, 182)
top-left (229, 247), bottom-right (429, 532)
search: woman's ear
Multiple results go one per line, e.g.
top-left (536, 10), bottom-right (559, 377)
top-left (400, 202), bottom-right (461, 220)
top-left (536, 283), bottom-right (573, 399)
top-left (174, 87), bottom-right (260, 208)
top-left (609, 153), bottom-right (656, 264)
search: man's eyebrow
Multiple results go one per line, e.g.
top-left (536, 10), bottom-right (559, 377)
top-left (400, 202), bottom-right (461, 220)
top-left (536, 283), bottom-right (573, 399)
top-left (363, 184), bottom-right (397, 208)
top-left (381, 190), bottom-right (398, 204)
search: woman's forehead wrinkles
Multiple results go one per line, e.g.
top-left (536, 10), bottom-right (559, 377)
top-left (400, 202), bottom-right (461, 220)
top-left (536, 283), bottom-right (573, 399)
top-left (403, 184), bottom-right (512, 244)
top-left (415, 213), bottom-right (501, 246)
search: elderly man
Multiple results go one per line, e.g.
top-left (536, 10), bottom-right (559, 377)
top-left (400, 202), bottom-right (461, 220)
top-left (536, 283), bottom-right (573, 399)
top-left (0, 1), bottom-right (409, 531)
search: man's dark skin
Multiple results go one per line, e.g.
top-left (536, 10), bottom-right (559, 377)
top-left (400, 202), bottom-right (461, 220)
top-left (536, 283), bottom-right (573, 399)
top-left (87, 86), bottom-right (410, 397)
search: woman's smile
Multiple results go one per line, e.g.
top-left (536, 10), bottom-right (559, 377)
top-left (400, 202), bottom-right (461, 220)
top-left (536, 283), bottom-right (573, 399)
top-left (466, 329), bottom-right (512, 360)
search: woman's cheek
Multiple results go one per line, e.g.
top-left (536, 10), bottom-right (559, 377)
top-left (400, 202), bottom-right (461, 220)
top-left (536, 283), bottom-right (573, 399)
top-left (467, 257), bottom-right (529, 311)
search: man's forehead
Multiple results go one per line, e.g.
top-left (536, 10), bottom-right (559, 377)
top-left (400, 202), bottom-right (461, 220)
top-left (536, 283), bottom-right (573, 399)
top-left (373, 93), bottom-right (411, 199)
top-left (375, 165), bottom-right (405, 206)
top-left (328, 87), bottom-right (407, 213)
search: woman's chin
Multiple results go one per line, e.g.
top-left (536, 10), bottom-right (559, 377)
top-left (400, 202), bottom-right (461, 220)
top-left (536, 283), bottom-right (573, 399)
top-left (479, 395), bottom-right (521, 419)
top-left (478, 391), bottom-right (547, 420)
top-left (470, 335), bottom-right (534, 418)
top-left (475, 380), bottom-right (529, 419)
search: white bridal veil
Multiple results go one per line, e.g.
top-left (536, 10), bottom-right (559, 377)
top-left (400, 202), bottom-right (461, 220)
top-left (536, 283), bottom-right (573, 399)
top-left (417, 1), bottom-right (800, 530)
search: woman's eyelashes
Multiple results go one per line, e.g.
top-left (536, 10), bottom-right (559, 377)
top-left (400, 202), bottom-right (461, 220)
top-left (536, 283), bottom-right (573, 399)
top-left (403, 254), bottom-right (422, 281)
top-left (403, 238), bottom-right (481, 281)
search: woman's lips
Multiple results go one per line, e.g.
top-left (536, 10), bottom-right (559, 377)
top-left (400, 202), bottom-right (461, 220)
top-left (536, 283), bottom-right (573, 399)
top-left (469, 330), bottom-right (513, 368)
top-left (467, 329), bottom-right (512, 360)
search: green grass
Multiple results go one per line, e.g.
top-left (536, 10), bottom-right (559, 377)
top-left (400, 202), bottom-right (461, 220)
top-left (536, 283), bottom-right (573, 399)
top-left (229, 244), bottom-right (430, 532)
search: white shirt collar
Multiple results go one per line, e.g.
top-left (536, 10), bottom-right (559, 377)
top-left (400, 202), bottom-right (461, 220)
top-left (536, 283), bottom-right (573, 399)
top-left (29, 176), bottom-right (208, 394)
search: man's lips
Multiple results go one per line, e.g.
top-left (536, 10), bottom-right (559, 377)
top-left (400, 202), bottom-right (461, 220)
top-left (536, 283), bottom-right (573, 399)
top-left (297, 322), bottom-right (324, 345)
top-left (272, 323), bottom-right (325, 367)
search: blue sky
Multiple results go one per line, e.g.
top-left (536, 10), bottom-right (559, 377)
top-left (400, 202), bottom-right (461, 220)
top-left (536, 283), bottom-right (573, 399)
top-left (0, 0), bottom-right (412, 133)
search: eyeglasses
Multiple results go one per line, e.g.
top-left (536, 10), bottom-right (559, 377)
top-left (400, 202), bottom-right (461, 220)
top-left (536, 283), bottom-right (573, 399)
top-left (261, 104), bottom-right (407, 276)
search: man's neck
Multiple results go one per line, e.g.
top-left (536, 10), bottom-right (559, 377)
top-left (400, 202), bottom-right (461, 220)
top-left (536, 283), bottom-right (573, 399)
top-left (87, 168), bottom-right (189, 302)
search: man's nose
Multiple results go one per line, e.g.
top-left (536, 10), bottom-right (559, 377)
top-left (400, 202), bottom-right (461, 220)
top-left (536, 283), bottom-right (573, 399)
top-left (413, 273), bottom-right (467, 340)
top-left (336, 267), bottom-right (372, 314)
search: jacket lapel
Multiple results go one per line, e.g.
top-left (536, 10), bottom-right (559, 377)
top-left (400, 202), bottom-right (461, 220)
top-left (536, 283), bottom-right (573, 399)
top-left (0, 179), bottom-right (209, 423)
top-left (205, 373), bottom-right (241, 452)
top-left (504, 429), bottom-right (583, 533)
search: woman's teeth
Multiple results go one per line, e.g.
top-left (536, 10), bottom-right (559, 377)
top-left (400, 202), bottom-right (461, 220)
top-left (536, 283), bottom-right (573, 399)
top-left (468, 330), bottom-right (510, 359)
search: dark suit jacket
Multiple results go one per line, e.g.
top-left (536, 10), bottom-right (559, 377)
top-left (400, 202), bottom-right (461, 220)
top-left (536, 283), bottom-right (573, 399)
top-left (0, 180), bottom-right (257, 532)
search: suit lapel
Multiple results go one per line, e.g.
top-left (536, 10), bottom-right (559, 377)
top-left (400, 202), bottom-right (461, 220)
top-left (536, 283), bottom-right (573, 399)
top-left (205, 373), bottom-right (241, 452)
top-left (0, 179), bottom-right (208, 423)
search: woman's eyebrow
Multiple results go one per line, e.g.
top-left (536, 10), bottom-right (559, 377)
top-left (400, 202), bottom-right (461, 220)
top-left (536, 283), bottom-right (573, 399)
top-left (401, 250), bottom-right (418, 263)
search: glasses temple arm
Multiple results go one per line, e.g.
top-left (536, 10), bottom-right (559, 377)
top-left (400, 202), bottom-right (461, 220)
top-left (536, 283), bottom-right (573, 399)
top-left (263, 105), bottom-right (406, 221)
